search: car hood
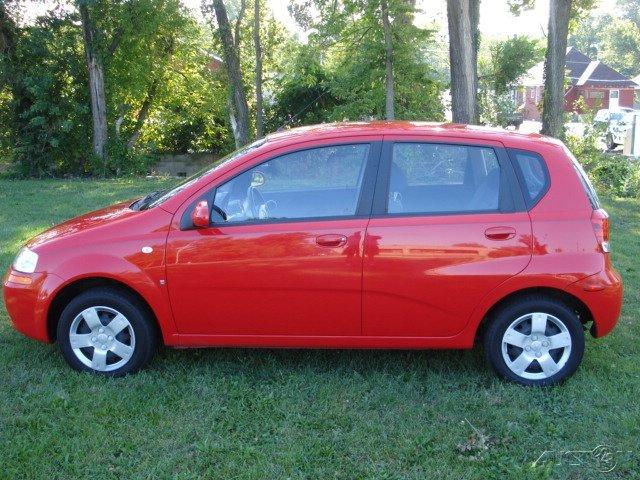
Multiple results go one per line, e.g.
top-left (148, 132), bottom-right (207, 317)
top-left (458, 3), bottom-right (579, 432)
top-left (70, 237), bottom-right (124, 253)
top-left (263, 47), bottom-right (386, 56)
top-left (27, 200), bottom-right (139, 250)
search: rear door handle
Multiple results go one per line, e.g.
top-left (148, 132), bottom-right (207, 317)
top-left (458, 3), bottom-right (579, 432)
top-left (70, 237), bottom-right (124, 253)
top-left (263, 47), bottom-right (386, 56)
top-left (316, 234), bottom-right (347, 247)
top-left (484, 226), bottom-right (516, 241)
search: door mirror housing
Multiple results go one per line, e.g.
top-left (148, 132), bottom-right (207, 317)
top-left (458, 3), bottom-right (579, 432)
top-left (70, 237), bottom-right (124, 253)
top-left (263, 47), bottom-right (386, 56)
top-left (191, 200), bottom-right (210, 228)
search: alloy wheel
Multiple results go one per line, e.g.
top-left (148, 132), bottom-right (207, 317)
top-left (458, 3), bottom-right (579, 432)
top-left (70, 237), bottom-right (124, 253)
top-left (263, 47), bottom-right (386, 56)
top-left (501, 312), bottom-right (572, 380)
top-left (68, 306), bottom-right (136, 372)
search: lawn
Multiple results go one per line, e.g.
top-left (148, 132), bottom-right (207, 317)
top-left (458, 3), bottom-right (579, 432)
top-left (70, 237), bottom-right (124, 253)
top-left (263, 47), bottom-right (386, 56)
top-left (0, 179), bottom-right (638, 479)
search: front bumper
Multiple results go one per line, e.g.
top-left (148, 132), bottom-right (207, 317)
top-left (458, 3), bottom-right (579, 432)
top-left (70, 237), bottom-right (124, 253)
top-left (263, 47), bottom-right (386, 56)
top-left (566, 267), bottom-right (623, 338)
top-left (2, 269), bottom-right (64, 343)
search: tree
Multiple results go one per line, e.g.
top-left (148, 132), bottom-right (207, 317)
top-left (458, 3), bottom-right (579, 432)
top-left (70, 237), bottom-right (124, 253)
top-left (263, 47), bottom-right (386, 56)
top-left (1, 0), bottom-right (40, 174)
top-left (446, 0), bottom-right (480, 124)
top-left (253, 0), bottom-right (264, 137)
top-left (209, 0), bottom-right (250, 147)
top-left (286, 0), bottom-right (442, 123)
top-left (380, 0), bottom-right (394, 119)
top-left (78, 1), bottom-right (108, 162)
top-left (1, 0), bottom-right (233, 176)
top-left (478, 36), bottom-right (543, 126)
top-left (511, 0), bottom-right (595, 137)
top-left (541, 0), bottom-right (572, 137)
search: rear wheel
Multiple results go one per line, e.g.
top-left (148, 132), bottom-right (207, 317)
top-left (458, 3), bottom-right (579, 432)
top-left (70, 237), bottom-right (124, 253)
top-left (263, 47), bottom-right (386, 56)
top-left (57, 288), bottom-right (157, 376)
top-left (483, 295), bottom-right (584, 386)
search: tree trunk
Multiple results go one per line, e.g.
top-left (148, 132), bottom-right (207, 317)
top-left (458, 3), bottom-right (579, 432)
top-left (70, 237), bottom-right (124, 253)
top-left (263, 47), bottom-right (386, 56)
top-left (127, 77), bottom-right (159, 149)
top-left (470, 0), bottom-right (480, 91)
top-left (0, 1), bottom-right (16, 56)
top-left (212, 0), bottom-right (250, 147)
top-left (127, 36), bottom-right (175, 149)
top-left (79, 3), bottom-right (108, 162)
top-left (253, 0), bottom-right (264, 137)
top-left (446, 0), bottom-right (479, 124)
top-left (381, 0), bottom-right (395, 120)
top-left (541, 0), bottom-right (572, 138)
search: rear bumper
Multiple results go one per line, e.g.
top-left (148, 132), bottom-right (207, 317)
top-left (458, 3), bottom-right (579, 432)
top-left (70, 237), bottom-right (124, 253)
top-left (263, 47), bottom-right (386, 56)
top-left (566, 267), bottom-right (623, 338)
top-left (2, 269), bottom-right (64, 343)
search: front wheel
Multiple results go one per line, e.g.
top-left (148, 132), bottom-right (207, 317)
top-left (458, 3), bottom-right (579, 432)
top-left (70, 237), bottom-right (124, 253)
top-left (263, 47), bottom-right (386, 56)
top-left (483, 295), bottom-right (585, 386)
top-left (57, 287), bottom-right (158, 376)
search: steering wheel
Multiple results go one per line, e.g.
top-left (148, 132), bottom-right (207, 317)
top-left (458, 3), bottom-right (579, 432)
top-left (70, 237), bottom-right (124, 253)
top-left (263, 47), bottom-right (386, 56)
top-left (248, 186), bottom-right (269, 219)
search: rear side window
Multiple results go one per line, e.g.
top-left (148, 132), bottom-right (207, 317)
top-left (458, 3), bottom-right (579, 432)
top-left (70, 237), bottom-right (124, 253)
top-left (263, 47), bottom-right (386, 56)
top-left (387, 143), bottom-right (501, 214)
top-left (509, 149), bottom-right (549, 208)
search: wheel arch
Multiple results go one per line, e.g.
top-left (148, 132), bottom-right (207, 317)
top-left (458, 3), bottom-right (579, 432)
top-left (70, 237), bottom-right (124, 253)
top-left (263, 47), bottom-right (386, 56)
top-left (47, 277), bottom-right (163, 344)
top-left (473, 286), bottom-right (594, 344)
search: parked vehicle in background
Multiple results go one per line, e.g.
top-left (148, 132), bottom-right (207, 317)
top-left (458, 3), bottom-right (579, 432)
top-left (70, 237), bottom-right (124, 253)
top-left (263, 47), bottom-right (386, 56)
top-left (3, 122), bottom-right (623, 386)
top-left (505, 111), bottom-right (524, 129)
top-left (593, 107), bottom-right (634, 126)
top-left (605, 111), bottom-right (638, 151)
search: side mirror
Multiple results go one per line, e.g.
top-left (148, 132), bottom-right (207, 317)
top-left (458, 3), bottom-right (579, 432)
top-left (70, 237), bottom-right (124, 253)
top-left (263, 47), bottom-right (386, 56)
top-left (191, 200), bottom-right (210, 228)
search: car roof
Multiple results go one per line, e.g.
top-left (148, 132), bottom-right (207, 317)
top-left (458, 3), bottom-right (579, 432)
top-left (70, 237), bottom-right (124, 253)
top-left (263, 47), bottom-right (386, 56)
top-left (264, 121), bottom-right (564, 149)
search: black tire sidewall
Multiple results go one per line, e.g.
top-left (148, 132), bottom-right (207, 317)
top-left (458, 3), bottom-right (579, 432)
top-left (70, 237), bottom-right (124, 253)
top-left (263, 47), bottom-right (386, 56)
top-left (57, 288), bottom-right (156, 376)
top-left (484, 297), bottom-right (585, 387)
top-left (606, 134), bottom-right (615, 150)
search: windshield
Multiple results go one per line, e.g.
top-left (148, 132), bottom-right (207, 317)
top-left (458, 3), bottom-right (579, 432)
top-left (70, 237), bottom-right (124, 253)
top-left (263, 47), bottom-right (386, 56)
top-left (135, 139), bottom-right (267, 210)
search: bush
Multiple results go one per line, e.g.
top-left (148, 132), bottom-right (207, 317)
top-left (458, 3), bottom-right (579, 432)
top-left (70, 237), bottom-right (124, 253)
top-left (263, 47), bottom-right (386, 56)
top-left (565, 130), bottom-right (640, 198)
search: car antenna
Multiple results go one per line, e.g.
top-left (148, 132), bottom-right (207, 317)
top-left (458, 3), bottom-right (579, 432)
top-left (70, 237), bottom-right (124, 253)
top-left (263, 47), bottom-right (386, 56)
top-left (277, 89), bottom-right (329, 132)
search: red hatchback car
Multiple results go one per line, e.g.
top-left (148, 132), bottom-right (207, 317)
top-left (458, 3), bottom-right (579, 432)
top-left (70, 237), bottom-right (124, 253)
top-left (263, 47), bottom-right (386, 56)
top-left (3, 122), bottom-right (622, 385)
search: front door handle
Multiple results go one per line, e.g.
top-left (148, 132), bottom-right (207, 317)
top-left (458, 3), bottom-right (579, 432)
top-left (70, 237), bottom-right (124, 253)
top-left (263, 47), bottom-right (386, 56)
top-left (316, 234), bottom-right (347, 247)
top-left (484, 226), bottom-right (516, 241)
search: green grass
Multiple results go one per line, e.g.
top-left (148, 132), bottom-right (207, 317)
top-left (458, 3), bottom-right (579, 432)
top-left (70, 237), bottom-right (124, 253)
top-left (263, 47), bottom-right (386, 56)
top-left (0, 179), bottom-right (638, 479)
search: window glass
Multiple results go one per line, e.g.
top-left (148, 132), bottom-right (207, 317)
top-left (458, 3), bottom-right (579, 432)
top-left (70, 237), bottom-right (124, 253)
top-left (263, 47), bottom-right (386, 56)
top-left (563, 146), bottom-right (601, 209)
top-left (213, 144), bottom-right (369, 223)
top-left (512, 150), bottom-right (549, 206)
top-left (388, 143), bottom-right (500, 214)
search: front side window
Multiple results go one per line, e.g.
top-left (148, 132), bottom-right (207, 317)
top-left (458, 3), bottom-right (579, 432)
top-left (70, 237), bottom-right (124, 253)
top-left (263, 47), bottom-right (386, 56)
top-left (388, 143), bottom-right (501, 214)
top-left (213, 144), bottom-right (370, 223)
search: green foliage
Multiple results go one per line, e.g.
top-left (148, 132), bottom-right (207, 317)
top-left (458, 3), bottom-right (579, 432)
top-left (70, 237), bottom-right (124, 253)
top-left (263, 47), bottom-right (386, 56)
top-left (487, 36), bottom-right (543, 95)
top-left (7, 13), bottom-right (92, 177)
top-left (267, 44), bottom-right (339, 129)
top-left (570, 4), bottom-right (640, 78)
top-left (478, 36), bottom-right (543, 127)
top-left (1, 1), bottom-right (234, 177)
top-left (565, 130), bottom-right (640, 198)
top-left (283, 0), bottom-right (444, 124)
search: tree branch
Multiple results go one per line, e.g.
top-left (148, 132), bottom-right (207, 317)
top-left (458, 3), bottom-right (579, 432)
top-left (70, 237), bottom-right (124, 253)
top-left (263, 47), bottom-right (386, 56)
top-left (234, 0), bottom-right (246, 49)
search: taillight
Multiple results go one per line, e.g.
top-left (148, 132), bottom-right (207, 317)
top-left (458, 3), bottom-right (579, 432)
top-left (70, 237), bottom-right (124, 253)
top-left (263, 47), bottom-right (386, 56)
top-left (591, 209), bottom-right (610, 253)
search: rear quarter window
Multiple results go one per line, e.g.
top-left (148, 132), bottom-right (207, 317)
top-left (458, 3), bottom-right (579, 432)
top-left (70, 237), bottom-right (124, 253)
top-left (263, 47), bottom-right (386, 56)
top-left (563, 145), bottom-right (601, 209)
top-left (508, 149), bottom-right (549, 209)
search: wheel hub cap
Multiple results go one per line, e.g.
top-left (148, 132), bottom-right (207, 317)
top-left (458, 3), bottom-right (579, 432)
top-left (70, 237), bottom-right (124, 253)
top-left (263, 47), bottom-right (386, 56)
top-left (501, 312), bottom-right (572, 380)
top-left (69, 306), bottom-right (135, 372)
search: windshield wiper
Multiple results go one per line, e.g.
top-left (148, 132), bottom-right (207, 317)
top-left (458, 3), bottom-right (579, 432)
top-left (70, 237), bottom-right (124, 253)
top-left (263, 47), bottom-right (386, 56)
top-left (132, 190), bottom-right (165, 211)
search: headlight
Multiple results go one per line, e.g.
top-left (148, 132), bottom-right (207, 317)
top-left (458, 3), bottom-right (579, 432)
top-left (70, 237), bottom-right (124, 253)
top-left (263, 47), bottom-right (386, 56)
top-left (13, 247), bottom-right (39, 274)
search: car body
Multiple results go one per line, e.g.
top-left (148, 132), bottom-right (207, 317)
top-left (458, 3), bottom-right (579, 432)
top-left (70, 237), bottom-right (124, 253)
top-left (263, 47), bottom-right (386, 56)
top-left (593, 107), bottom-right (634, 126)
top-left (3, 122), bottom-right (623, 385)
top-left (605, 110), bottom-right (639, 150)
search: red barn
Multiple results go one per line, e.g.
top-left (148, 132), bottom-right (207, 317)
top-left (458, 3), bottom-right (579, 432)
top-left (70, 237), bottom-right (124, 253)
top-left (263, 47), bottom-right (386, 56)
top-left (516, 47), bottom-right (638, 121)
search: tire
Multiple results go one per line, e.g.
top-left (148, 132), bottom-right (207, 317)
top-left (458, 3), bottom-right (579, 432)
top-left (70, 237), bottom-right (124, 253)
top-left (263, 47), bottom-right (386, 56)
top-left (483, 295), bottom-right (585, 387)
top-left (56, 287), bottom-right (158, 376)
top-left (606, 134), bottom-right (617, 151)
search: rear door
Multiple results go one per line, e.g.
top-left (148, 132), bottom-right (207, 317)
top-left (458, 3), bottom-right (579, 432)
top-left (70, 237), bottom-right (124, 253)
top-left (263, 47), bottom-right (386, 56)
top-left (363, 137), bottom-right (532, 337)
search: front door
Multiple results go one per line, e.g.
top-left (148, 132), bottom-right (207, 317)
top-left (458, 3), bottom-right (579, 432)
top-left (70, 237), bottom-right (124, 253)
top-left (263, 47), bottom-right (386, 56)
top-left (363, 139), bottom-right (532, 337)
top-left (166, 141), bottom-right (381, 337)
top-left (609, 90), bottom-right (619, 110)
